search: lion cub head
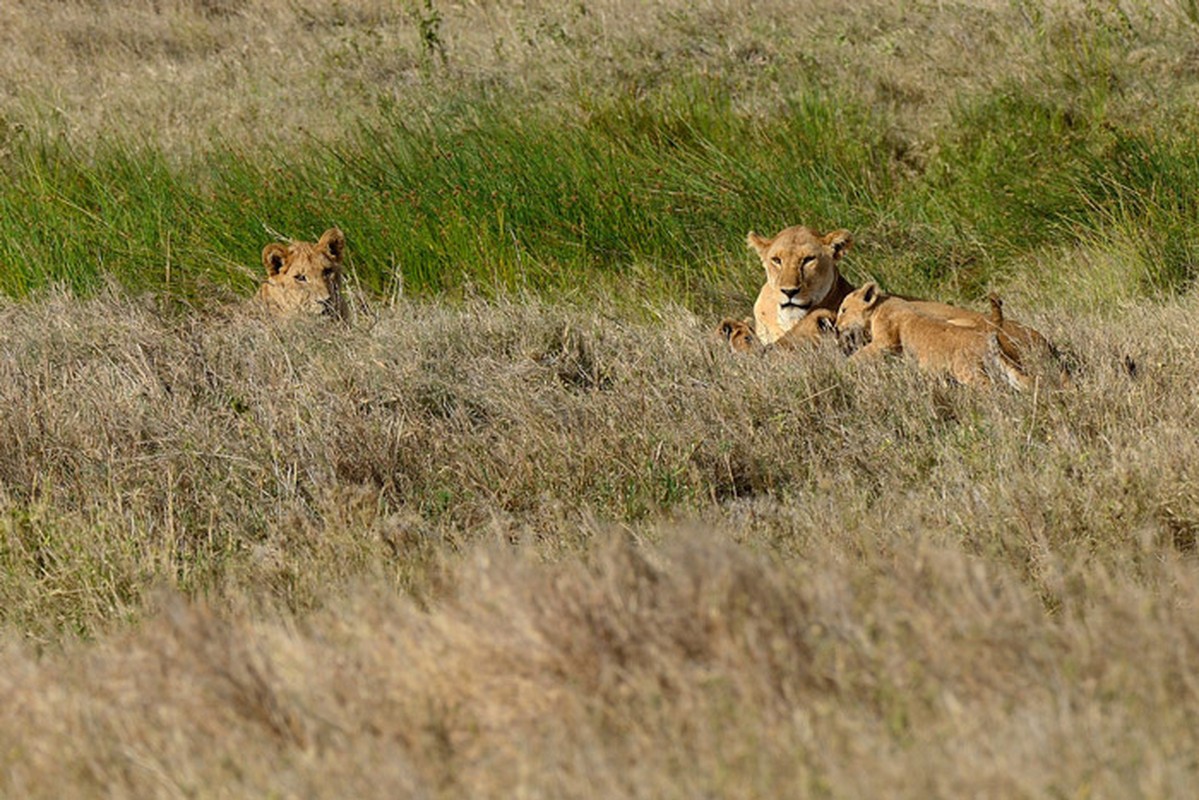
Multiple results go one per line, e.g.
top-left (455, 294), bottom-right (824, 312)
top-left (718, 318), bottom-right (760, 353)
top-left (747, 225), bottom-right (852, 343)
top-left (834, 280), bottom-right (883, 353)
top-left (834, 281), bottom-right (882, 334)
top-left (257, 228), bottom-right (348, 320)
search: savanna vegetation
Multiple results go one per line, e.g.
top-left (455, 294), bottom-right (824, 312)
top-left (2, 1), bottom-right (1199, 796)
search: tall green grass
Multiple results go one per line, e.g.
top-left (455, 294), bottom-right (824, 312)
top-left (3, 79), bottom-right (1199, 311)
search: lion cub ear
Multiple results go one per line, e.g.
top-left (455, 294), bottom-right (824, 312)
top-left (860, 281), bottom-right (881, 308)
top-left (318, 227), bottom-right (346, 261)
top-left (823, 229), bottom-right (852, 260)
top-left (262, 243), bottom-right (288, 277)
top-left (746, 231), bottom-right (774, 257)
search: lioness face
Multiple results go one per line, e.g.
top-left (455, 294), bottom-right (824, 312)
top-left (258, 228), bottom-right (347, 320)
top-left (835, 281), bottom-right (882, 349)
top-left (747, 225), bottom-right (852, 329)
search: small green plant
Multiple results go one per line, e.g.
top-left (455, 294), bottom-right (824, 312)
top-left (411, 0), bottom-right (447, 66)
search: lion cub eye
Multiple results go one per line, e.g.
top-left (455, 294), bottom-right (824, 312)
top-left (323, 268), bottom-right (335, 278)
top-left (294, 274), bottom-right (308, 283)
top-left (771, 256), bottom-right (782, 265)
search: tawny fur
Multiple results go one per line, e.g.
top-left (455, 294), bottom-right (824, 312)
top-left (741, 223), bottom-right (1002, 345)
top-left (718, 317), bottom-right (761, 353)
top-left (718, 308), bottom-right (837, 353)
top-left (835, 282), bottom-right (1032, 390)
top-left (256, 228), bottom-right (349, 321)
top-left (746, 225), bottom-right (855, 345)
top-left (726, 223), bottom-right (1061, 382)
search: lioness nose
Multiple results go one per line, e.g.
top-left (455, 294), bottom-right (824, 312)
top-left (781, 287), bottom-right (801, 300)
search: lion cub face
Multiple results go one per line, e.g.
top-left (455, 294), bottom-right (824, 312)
top-left (257, 228), bottom-right (348, 320)
top-left (834, 281), bottom-right (882, 336)
top-left (747, 225), bottom-right (852, 328)
top-left (718, 318), bottom-right (760, 353)
top-left (834, 281), bottom-right (882, 352)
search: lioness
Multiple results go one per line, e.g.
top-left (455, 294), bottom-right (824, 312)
top-left (731, 223), bottom-right (1058, 366)
top-left (835, 282), bottom-right (1032, 390)
top-left (747, 225), bottom-right (855, 345)
top-left (740, 223), bottom-right (988, 345)
top-left (257, 228), bottom-right (349, 320)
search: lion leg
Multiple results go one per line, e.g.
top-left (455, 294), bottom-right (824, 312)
top-left (848, 340), bottom-right (892, 363)
top-left (775, 309), bottom-right (837, 350)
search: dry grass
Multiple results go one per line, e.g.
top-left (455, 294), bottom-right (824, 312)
top-left (2, 520), bottom-right (1198, 797)
top-left (0, 290), bottom-right (1197, 794)
top-left (2, 0), bottom-right (1198, 155)
top-left (4, 1), bottom-right (1199, 796)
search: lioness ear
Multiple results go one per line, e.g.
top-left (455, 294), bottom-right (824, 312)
top-left (861, 281), bottom-right (881, 308)
top-left (318, 227), bottom-right (346, 261)
top-left (823, 229), bottom-right (852, 260)
top-left (262, 243), bottom-right (288, 276)
top-left (746, 231), bottom-right (773, 257)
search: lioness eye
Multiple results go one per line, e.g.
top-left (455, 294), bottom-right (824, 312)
top-left (802, 256), bottom-right (816, 267)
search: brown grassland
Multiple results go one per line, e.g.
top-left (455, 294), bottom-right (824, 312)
top-left (3, 291), bottom-right (1198, 797)
top-left (3, 1), bottom-right (1199, 797)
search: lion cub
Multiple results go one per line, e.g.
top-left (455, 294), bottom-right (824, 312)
top-left (257, 228), bottom-right (349, 321)
top-left (719, 309), bottom-right (837, 353)
top-left (835, 282), bottom-right (1032, 390)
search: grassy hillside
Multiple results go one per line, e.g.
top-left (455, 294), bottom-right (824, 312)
top-left (3, 1), bottom-right (1199, 797)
